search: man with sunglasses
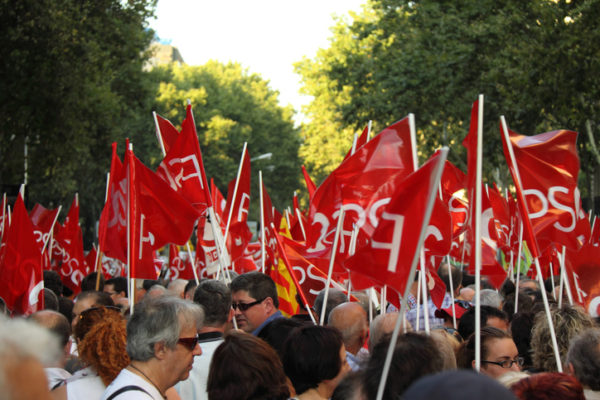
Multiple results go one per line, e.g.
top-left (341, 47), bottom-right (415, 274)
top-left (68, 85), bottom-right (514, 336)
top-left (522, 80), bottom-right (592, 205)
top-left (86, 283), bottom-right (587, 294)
top-left (102, 296), bottom-right (204, 400)
top-left (230, 272), bottom-right (284, 335)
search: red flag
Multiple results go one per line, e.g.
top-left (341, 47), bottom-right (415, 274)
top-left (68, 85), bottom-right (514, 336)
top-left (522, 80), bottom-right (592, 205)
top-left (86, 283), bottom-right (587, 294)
top-left (98, 143), bottom-right (127, 263)
top-left (30, 204), bottom-right (60, 249)
top-left (565, 243), bottom-right (600, 317)
top-left (260, 182), bottom-right (279, 268)
top-left (301, 165), bottom-right (317, 200)
top-left (157, 105), bottom-right (211, 214)
top-left (128, 146), bottom-right (199, 279)
top-left (0, 193), bottom-right (44, 315)
top-left (54, 196), bottom-right (88, 295)
top-left (223, 148), bottom-right (252, 262)
top-left (344, 150), bottom-right (445, 295)
top-left (195, 216), bottom-right (221, 278)
top-left (502, 127), bottom-right (589, 254)
top-left (84, 247), bottom-right (98, 274)
top-left (306, 117), bottom-right (416, 275)
top-left (168, 244), bottom-right (195, 280)
top-left (154, 112), bottom-right (179, 154)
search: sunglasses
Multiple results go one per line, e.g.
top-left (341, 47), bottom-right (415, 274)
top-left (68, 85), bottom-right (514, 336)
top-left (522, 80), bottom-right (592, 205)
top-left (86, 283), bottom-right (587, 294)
top-left (231, 298), bottom-right (265, 311)
top-left (177, 335), bottom-right (200, 351)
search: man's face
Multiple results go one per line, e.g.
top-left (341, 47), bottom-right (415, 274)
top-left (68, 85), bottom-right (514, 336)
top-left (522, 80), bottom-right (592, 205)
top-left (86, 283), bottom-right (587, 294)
top-left (71, 296), bottom-right (96, 330)
top-left (104, 284), bottom-right (119, 302)
top-left (231, 290), bottom-right (270, 333)
top-left (480, 338), bottom-right (521, 379)
top-left (164, 323), bottom-right (202, 385)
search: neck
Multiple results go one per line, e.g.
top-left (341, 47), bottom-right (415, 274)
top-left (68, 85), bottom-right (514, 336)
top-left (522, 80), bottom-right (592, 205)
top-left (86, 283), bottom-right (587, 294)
top-left (298, 387), bottom-right (329, 400)
top-left (198, 326), bottom-right (225, 334)
top-left (129, 361), bottom-right (167, 398)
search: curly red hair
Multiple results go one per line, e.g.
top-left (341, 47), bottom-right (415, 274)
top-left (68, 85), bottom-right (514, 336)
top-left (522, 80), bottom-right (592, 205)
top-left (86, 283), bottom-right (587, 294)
top-left (77, 307), bottom-right (129, 385)
top-left (511, 372), bottom-right (585, 400)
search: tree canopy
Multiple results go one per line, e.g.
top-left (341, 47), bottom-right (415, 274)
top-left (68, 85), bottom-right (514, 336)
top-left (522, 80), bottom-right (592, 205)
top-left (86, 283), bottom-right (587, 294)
top-left (0, 0), bottom-right (157, 243)
top-left (296, 0), bottom-right (600, 197)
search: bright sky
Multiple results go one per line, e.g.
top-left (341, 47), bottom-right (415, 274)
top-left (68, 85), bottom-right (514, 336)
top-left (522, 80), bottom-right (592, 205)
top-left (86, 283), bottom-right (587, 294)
top-left (149, 0), bottom-right (366, 121)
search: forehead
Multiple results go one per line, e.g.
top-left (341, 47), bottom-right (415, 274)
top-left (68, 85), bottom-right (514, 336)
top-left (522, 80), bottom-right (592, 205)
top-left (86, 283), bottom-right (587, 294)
top-left (232, 290), bottom-right (255, 301)
top-left (486, 338), bottom-right (518, 359)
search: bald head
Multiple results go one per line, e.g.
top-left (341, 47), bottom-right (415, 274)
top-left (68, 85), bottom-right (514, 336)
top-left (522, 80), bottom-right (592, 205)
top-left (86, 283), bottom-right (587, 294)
top-left (167, 279), bottom-right (188, 299)
top-left (328, 302), bottom-right (368, 354)
top-left (29, 310), bottom-right (71, 348)
top-left (369, 312), bottom-right (413, 350)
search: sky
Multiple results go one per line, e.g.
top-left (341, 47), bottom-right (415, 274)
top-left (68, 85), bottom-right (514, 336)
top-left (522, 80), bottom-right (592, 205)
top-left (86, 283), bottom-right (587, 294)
top-left (148, 0), bottom-right (366, 121)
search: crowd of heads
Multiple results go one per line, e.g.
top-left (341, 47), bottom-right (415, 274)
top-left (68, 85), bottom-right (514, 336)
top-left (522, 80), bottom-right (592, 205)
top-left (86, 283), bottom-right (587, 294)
top-left (1, 264), bottom-right (600, 400)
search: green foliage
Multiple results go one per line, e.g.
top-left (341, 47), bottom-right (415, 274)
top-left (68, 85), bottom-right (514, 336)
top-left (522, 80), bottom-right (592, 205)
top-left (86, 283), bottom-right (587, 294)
top-left (151, 62), bottom-right (302, 219)
top-left (297, 0), bottom-right (600, 194)
top-left (0, 0), bottom-right (157, 245)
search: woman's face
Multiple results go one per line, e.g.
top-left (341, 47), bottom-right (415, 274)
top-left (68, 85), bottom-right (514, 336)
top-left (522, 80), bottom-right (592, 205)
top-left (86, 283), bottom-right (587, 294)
top-left (479, 338), bottom-right (521, 379)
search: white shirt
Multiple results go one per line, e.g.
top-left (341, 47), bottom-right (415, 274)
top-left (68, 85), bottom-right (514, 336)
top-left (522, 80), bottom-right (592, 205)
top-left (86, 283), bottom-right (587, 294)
top-left (67, 366), bottom-right (105, 400)
top-left (175, 336), bottom-right (223, 400)
top-left (45, 367), bottom-right (72, 390)
top-left (101, 368), bottom-right (163, 400)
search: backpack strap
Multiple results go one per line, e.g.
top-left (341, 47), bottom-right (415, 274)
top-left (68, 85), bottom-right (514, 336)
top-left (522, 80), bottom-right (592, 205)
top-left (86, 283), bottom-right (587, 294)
top-left (105, 385), bottom-right (152, 400)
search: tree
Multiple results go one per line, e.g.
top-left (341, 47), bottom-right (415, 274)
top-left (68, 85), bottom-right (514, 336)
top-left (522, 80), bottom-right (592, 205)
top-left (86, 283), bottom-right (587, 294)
top-left (297, 0), bottom-right (600, 198)
top-left (150, 62), bottom-right (302, 218)
top-left (0, 0), bottom-right (157, 245)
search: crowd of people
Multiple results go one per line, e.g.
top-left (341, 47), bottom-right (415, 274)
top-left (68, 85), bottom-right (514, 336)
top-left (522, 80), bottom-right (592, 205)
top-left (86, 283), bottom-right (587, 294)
top-left (1, 264), bottom-right (599, 400)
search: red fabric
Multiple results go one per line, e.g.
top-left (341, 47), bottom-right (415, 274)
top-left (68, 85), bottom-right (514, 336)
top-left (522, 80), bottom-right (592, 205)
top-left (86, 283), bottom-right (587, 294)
top-left (30, 204), bottom-right (60, 250)
top-left (195, 216), bottom-right (221, 279)
top-left (344, 151), bottom-right (444, 295)
top-left (127, 147), bottom-right (199, 279)
top-left (306, 117), bottom-right (416, 278)
top-left (301, 165), bottom-right (317, 200)
top-left (0, 193), bottom-right (44, 315)
top-left (157, 105), bottom-right (211, 214)
top-left (155, 113), bottom-right (179, 154)
top-left (503, 127), bottom-right (589, 254)
top-left (590, 217), bottom-right (600, 246)
top-left (223, 149), bottom-right (252, 262)
top-left (168, 244), bottom-right (195, 280)
top-left (98, 143), bottom-right (127, 263)
top-left (260, 182), bottom-right (278, 268)
top-left (565, 243), bottom-right (600, 316)
top-left (54, 196), bottom-right (88, 295)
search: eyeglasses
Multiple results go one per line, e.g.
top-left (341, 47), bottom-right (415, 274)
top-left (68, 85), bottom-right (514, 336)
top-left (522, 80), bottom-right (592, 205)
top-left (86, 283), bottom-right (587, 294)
top-left (231, 298), bottom-right (265, 311)
top-left (177, 335), bottom-right (200, 351)
top-left (481, 357), bottom-right (525, 369)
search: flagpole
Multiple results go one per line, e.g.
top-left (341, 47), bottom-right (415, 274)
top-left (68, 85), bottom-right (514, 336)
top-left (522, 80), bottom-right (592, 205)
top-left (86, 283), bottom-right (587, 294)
top-left (415, 270), bottom-right (422, 331)
top-left (126, 143), bottom-right (134, 315)
top-left (185, 242), bottom-right (200, 285)
top-left (259, 171), bottom-right (266, 274)
top-left (514, 224), bottom-right (524, 313)
top-left (320, 208), bottom-right (345, 326)
top-left (375, 147), bottom-right (448, 400)
top-left (367, 120), bottom-right (373, 141)
top-left (294, 207), bottom-right (307, 241)
top-left (473, 95), bottom-right (484, 372)
top-left (41, 205), bottom-right (62, 255)
top-left (152, 111), bottom-right (167, 156)
top-left (446, 256), bottom-right (457, 329)
top-left (501, 115), bottom-right (562, 372)
top-left (0, 193), bottom-right (6, 244)
top-left (560, 245), bottom-right (574, 305)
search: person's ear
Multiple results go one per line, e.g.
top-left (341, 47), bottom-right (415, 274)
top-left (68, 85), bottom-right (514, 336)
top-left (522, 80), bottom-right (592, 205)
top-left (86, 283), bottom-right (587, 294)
top-left (567, 362), bottom-right (575, 376)
top-left (227, 308), bottom-right (234, 322)
top-left (154, 341), bottom-right (168, 360)
top-left (263, 297), bottom-right (275, 312)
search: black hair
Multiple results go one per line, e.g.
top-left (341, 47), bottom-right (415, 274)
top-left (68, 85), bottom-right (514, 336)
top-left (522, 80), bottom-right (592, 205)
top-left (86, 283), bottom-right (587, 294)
top-left (194, 279), bottom-right (232, 326)
top-left (458, 305), bottom-right (508, 340)
top-left (283, 325), bottom-right (344, 395)
top-left (231, 272), bottom-right (279, 308)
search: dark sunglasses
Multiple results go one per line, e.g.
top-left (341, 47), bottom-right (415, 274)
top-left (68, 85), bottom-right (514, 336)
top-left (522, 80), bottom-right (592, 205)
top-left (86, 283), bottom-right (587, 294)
top-left (231, 298), bottom-right (265, 311)
top-left (177, 335), bottom-right (200, 351)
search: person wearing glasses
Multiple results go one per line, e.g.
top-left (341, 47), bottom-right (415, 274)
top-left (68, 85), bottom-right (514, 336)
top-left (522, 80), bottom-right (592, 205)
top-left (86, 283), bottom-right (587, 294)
top-left (230, 272), bottom-right (283, 335)
top-left (101, 296), bottom-right (204, 400)
top-left (457, 326), bottom-right (523, 380)
top-left (175, 279), bottom-right (233, 400)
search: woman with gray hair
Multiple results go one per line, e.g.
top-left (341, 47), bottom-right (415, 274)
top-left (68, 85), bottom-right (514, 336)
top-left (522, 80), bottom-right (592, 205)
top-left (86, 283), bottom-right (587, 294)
top-left (101, 296), bottom-right (204, 400)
